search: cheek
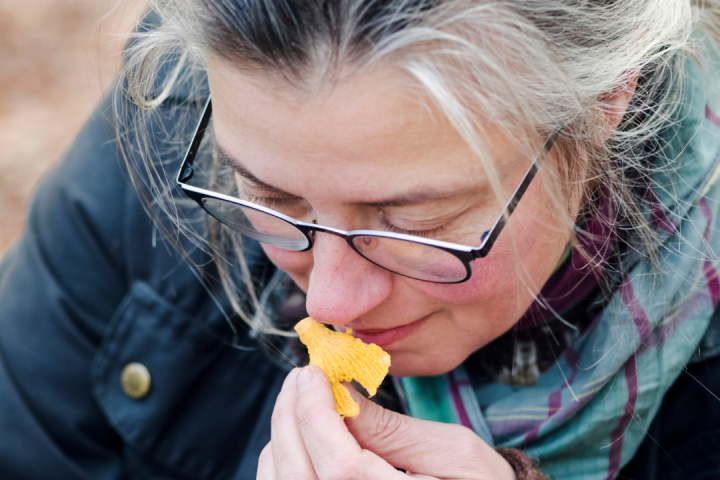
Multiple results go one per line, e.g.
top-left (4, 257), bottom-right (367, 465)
top-left (411, 251), bottom-right (521, 306)
top-left (409, 215), bottom-right (569, 308)
top-left (412, 179), bottom-right (570, 308)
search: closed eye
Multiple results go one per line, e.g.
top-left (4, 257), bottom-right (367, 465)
top-left (239, 189), bottom-right (448, 238)
top-left (379, 216), bottom-right (446, 238)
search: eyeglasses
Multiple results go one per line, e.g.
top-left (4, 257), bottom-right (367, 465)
top-left (177, 98), bottom-right (559, 284)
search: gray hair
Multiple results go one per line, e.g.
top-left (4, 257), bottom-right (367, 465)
top-left (118, 0), bottom-right (720, 337)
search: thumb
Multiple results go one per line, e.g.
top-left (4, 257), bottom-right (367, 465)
top-left (344, 385), bottom-right (511, 479)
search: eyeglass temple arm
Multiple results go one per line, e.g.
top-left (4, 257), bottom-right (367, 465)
top-left (177, 97), bottom-right (214, 185)
top-left (471, 129), bottom-right (561, 259)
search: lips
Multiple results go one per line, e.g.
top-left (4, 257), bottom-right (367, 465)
top-left (348, 314), bottom-right (429, 348)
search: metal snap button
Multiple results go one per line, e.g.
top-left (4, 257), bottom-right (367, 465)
top-left (121, 363), bottom-right (152, 399)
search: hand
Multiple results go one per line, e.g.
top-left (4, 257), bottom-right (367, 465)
top-left (257, 366), bottom-right (516, 480)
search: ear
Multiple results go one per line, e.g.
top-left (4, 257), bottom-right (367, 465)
top-left (598, 74), bottom-right (638, 143)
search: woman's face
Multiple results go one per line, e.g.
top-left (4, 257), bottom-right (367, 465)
top-left (207, 58), bottom-right (574, 376)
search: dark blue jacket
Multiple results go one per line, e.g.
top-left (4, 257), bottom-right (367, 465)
top-left (2, 41), bottom-right (720, 480)
top-left (0, 80), bottom-right (291, 478)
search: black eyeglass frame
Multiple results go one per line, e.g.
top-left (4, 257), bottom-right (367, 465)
top-left (177, 98), bottom-right (560, 284)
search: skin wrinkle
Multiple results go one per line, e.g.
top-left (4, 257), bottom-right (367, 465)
top-left (226, 142), bottom-right (489, 211)
top-left (206, 55), bottom-right (632, 377)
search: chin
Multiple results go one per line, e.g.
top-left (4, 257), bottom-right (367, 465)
top-left (387, 351), bottom-right (465, 378)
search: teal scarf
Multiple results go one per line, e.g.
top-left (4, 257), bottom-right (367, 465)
top-left (396, 36), bottom-right (720, 479)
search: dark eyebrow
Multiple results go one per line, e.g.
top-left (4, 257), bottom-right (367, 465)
top-left (217, 145), bottom-right (294, 196)
top-left (218, 144), bottom-right (473, 207)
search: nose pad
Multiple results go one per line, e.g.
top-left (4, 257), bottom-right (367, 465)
top-left (356, 236), bottom-right (379, 252)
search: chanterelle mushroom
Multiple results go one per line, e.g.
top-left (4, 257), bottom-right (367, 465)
top-left (294, 317), bottom-right (391, 418)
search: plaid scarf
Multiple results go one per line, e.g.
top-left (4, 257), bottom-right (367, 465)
top-left (395, 37), bottom-right (720, 479)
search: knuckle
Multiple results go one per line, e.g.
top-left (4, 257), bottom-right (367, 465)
top-left (294, 413), bottom-right (321, 437)
top-left (453, 429), bottom-right (487, 467)
top-left (270, 402), bottom-right (293, 429)
top-left (294, 399), bottom-right (321, 430)
top-left (456, 426), bottom-right (478, 445)
top-left (321, 452), bottom-right (361, 480)
top-left (371, 407), bottom-right (404, 443)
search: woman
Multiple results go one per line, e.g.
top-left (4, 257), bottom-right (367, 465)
top-left (2, 0), bottom-right (720, 479)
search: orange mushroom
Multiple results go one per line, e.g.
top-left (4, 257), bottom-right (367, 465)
top-left (294, 317), bottom-right (391, 418)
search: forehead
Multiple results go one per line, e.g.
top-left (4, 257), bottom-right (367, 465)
top-left (206, 56), bottom-right (520, 202)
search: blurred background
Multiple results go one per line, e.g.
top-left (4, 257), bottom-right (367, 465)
top-left (0, 0), bottom-right (147, 256)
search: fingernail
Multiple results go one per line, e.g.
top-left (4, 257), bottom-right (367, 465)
top-left (281, 369), bottom-right (298, 392)
top-left (297, 367), bottom-right (314, 390)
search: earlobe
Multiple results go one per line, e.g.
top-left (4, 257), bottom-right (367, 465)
top-left (598, 74), bottom-right (639, 143)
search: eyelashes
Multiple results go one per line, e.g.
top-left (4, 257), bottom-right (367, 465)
top-left (238, 190), bottom-right (299, 208)
top-left (378, 216), bottom-right (446, 238)
top-left (238, 189), bottom-right (447, 238)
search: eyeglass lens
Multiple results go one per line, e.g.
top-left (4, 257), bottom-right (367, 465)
top-left (351, 235), bottom-right (468, 282)
top-left (202, 197), bottom-right (469, 283)
top-left (202, 197), bottom-right (310, 250)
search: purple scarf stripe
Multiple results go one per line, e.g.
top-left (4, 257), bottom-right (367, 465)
top-left (651, 203), bottom-right (677, 234)
top-left (521, 421), bottom-right (542, 445)
top-left (646, 186), bottom-right (678, 234)
top-left (489, 414), bottom-right (546, 439)
top-left (447, 370), bottom-right (474, 430)
top-left (606, 355), bottom-right (639, 479)
top-left (700, 198), bottom-right (720, 309)
top-left (637, 315), bottom-right (684, 355)
top-left (706, 104), bottom-right (720, 129)
top-left (619, 282), bottom-right (653, 340)
top-left (636, 196), bottom-right (717, 356)
top-left (520, 345), bottom-right (582, 445)
top-left (518, 199), bottom-right (614, 329)
top-left (485, 315), bottom-right (608, 440)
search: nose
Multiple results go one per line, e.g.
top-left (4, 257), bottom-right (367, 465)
top-left (304, 231), bottom-right (393, 327)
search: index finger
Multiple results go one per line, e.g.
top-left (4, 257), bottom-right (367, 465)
top-left (271, 368), bottom-right (318, 479)
top-left (294, 366), bottom-right (405, 480)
